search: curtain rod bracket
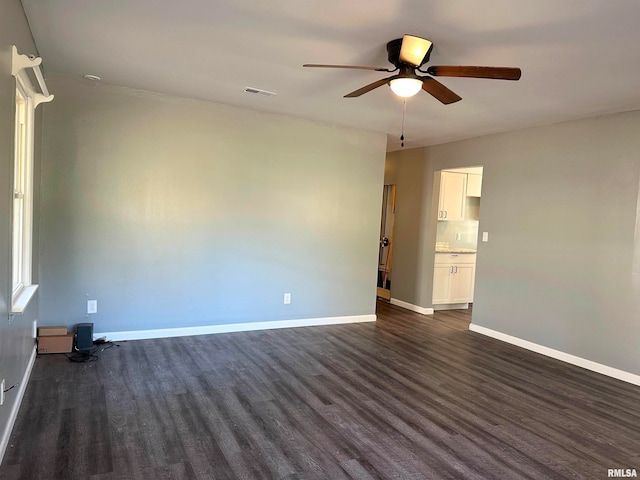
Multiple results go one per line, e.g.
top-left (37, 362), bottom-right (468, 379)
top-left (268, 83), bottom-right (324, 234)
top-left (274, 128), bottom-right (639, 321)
top-left (11, 45), bottom-right (54, 104)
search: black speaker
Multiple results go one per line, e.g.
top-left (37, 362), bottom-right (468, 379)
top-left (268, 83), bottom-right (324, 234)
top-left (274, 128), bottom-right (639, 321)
top-left (75, 323), bottom-right (94, 353)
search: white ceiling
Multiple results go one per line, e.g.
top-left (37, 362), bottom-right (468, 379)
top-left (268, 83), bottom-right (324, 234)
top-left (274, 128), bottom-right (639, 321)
top-left (21, 0), bottom-right (640, 151)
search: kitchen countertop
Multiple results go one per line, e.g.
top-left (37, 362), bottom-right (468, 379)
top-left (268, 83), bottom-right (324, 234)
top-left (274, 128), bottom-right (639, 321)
top-left (435, 248), bottom-right (477, 254)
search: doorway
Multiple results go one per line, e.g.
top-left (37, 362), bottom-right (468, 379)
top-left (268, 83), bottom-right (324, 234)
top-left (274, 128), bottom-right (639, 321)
top-left (432, 166), bottom-right (482, 310)
top-left (377, 184), bottom-right (396, 300)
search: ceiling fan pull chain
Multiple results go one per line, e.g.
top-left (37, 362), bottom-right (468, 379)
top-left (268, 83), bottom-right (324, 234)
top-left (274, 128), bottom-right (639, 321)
top-left (401, 98), bottom-right (407, 147)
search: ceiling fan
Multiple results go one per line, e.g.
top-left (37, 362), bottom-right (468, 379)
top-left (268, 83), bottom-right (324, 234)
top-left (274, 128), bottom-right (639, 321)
top-left (304, 35), bottom-right (521, 104)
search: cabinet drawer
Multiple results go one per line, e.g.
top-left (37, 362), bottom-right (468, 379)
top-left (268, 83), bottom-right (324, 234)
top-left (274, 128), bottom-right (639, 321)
top-left (434, 253), bottom-right (476, 265)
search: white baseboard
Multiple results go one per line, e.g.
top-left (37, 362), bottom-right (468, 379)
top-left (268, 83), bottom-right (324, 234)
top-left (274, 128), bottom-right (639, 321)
top-left (1, 346), bottom-right (37, 465)
top-left (96, 314), bottom-right (377, 341)
top-left (433, 303), bottom-right (469, 311)
top-left (390, 298), bottom-right (434, 315)
top-left (469, 323), bottom-right (640, 386)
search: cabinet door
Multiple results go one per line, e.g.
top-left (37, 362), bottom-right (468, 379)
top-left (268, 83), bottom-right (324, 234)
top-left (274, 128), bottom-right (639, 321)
top-left (432, 265), bottom-right (453, 304)
top-left (439, 171), bottom-right (466, 221)
top-left (466, 174), bottom-right (482, 197)
top-left (450, 264), bottom-right (475, 303)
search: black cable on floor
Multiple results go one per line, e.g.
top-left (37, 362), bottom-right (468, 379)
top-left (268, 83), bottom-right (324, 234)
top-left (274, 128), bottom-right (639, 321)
top-left (63, 339), bottom-right (122, 363)
top-left (65, 351), bottom-right (99, 363)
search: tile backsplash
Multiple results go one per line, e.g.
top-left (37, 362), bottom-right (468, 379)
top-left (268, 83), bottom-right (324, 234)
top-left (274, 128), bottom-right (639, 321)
top-left (436, 220), bottom-right (479, 250)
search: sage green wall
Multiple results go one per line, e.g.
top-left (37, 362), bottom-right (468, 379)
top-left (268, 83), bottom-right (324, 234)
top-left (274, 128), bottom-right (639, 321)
top-left (384, 148), bottom-right (431, 305)
top-left (38, 76), bottom-right (386, 333)
top-left (0, 0), bottom-right (41, 457)
top-left (388, 111), bottom-right (640, 375)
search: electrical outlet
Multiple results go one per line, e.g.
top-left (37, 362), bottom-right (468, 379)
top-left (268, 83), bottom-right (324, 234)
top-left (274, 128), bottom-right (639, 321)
top-left (1, 379), bottom-right (5, 406)
top-left (456, 232), bottom-right (462, 241)
top-left (283, 293), bottom-right (291, 305)
top-left (87, 300), bottom-right (98, 314)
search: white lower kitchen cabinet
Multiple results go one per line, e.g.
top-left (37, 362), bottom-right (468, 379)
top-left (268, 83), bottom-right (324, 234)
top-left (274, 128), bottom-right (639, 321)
top-left (432, 265), bottom-right (454, 304)
top-left (432, 253), bottom-right (476, 306)
top-left (449, 264), bottom-right (475, 303)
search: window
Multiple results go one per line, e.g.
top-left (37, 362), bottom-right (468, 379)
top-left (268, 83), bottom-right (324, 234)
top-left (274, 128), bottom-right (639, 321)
top-left (12, 77), bottom-right (36, 310)
top-left (10, 46), bottom-right (53, 312)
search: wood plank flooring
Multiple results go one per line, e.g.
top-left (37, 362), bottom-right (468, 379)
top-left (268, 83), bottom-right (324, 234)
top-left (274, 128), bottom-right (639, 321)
top-left (2, 301), bottom-right (639, 479)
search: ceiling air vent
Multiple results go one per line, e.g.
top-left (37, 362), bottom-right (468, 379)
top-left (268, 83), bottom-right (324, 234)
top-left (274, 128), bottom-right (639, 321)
top-left (243, 87), bottom-right (277, 97)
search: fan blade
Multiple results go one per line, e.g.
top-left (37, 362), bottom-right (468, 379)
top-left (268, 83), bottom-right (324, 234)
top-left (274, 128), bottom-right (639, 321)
top-left (421, 77), bottom-right (462, 104)
top-left (344, 76), bottom-right (395, 98)
top-left (399, 35), bottom-right (433, 66)
top-left (427, 66), bottom-right (521, 80)
top-left (303, 64), bottom-right (392, 72)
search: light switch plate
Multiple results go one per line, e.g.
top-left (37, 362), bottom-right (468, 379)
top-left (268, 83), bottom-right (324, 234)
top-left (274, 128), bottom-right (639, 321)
top-left (87, 300), bottom-right (98, 314)
top-left (482, 232), bottom-right (489, 242)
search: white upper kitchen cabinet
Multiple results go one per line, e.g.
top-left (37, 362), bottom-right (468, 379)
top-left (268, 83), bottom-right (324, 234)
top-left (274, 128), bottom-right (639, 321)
top-left (438, 171), bottom-right (466, 221)
top-left (466, 173), bottom-right (482, 197)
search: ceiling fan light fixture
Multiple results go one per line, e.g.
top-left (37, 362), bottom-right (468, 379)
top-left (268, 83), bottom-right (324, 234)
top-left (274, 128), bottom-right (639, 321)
top-left (389, 77), bottom-right (423, 97)
top-left (399, 35), bottom-right (433, 66)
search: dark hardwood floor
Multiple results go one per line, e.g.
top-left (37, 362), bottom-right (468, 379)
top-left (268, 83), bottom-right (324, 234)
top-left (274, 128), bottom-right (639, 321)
top-left (2, 301), bottom-right (639, 479)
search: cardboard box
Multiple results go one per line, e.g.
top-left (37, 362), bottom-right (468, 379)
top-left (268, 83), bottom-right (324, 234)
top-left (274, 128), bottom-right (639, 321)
top-left (37, 333), bottom-right (74, 354)
top-left (38, 326), bottom-right (68, 336)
